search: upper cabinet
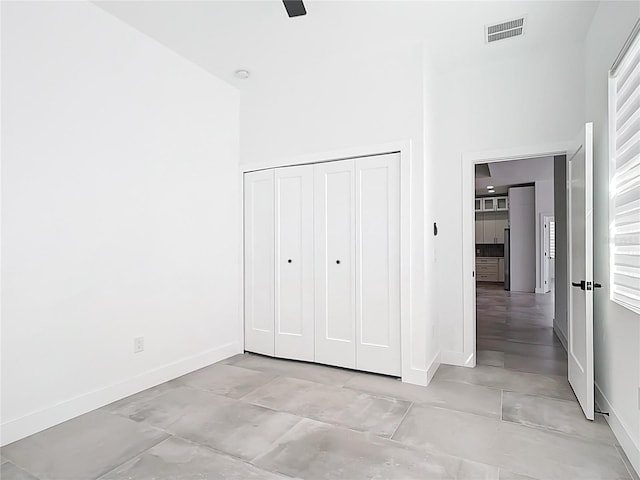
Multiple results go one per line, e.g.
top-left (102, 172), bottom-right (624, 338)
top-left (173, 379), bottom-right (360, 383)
top-left (496, 196), bottom-right (508, 211)
top-left (475, 195), bottom-right (508, 212)
top-left (483, 197), bottom-right (496, 211)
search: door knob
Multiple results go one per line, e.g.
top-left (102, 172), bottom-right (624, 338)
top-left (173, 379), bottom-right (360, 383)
top-left (571, 280), bottom-right (601, 291)
top-left (336, 260), bottom-right (341, 264)
top-left (287, 259), bottom-right (292, 263)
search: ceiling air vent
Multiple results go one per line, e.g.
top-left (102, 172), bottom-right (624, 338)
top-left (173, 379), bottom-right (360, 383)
top-left (486, 17), bottom-right (525, 43)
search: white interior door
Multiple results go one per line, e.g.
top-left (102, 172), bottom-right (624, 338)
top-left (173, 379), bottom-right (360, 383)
top-left (568, 122), bottom-right (594, 420)
top-left (274, 165), bottom-right (314, 361)
top-left (355, 153), bottom-right (401, 376)
top-left (314, 160), bottom-right (356, 369)
top-left (244, 170), bottom-right (275, 356)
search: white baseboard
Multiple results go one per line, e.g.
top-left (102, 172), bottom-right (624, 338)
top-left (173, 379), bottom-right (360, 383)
top-left (402, 366), bottom-right (429, 386)
top-left (0, 341), bottom-right (241, 446)
top-left (402, 351), bottom-right (441, 386)
top-left (440, 350), bottom-right (475, 367)
top-left (440, 350), bottom-right (464, 366)
top-left (425, 352), bottom-right (441, 385)
top-left (553, 322), bottom-right (568, 352)
top-left (595, 382), bottom-right (640, 478)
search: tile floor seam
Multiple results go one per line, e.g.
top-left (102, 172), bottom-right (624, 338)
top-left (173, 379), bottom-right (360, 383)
top-left (439, 367), bottom-right (569, 384)
top-left (403, 399), bottom-right (621, 453)
top-left (2, 459), bottom-right (43, 480)
top-left (267, 411), bottom-right (506, 476)
top-left (102, 407), bottom-right (200, 450)
top-left (237, 393), bottom-right (410, 441)
top-left (435, 376), bottom-right (575, 403)
top-left (248, 416), bottom-right (308, 465)
top-left (485, 364), bottom-right (569, 381)
top-left (499, 415), bottom-right (621, 448)
top-left (233, 354), bottom-right (362, 387)
top-left (148, 430), bottom-right (301, 480)
top-left (181, 372), bottom-right (285, 402)
top-left (233, 374), bottom-right (285, 402)
top-left (338, 380), bottom-right (416, 404)
top-left (500, 388), bottom-right (578, 405)
top-left (389, 401), bottom-right (414, 440)
top-left (93, 433), bottom-right (173, 480)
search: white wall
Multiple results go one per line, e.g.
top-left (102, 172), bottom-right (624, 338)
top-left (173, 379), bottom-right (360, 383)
top-left (240, 42), bottom-right (437, 383)
top-left (585, 2), bottom-right (640, 474)
top-left (1, 2), bottom-right (241, 445)
top-left (535, 179), bottom-right (554, 293)
top-left (508, 187), bottom-right (536, 293)
top-left (433, 42), bottom-right (585, 359)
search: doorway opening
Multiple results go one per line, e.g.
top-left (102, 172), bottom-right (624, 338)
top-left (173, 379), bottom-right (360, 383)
top-left (473, 156), bottom-right (568, 378)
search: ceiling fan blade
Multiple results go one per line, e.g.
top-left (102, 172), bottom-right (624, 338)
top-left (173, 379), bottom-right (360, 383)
top-left (283, 0), bottom-right (306, 17)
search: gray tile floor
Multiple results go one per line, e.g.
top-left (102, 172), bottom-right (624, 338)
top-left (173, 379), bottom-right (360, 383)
top-left (1, 286), bottom-right (636, 479)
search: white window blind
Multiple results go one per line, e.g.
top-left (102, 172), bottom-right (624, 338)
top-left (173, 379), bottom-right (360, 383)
top-left (609, 21), bottom-right (640, 314)
top-left (549, 221), bottom-right (555, 260)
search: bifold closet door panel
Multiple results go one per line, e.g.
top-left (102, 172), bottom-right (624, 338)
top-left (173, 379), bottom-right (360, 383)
top-left (355, 153), bottom-right (401, 376)
top-left (314, 160), bottom-right (356, 369)
top-left (275, 165), bottom-right (314, 361)
top-left (243, 170), bottom-right (275, 356)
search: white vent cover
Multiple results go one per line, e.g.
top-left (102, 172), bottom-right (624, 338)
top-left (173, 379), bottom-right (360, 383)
top-left (486, 17), bottom-right (526, 43)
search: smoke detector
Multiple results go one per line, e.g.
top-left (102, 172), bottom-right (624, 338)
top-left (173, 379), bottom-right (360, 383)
top-left (234, 69), bottom-right (250, 80)
top-left (486, 17), bottom-right (526, 43)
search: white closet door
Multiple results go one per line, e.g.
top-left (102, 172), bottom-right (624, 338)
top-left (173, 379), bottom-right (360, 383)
top-left (314, 160), bottom-right (356, 369)
top-left (244, 170), bottom-right (274, 356)
top-left (275, 165), bottom-right (314, 361)
top-left (355, 153), bottom-right (401, 376)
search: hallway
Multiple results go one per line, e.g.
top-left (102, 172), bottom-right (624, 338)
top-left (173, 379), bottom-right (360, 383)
top-left (476, 283), bottom-right (566, 376)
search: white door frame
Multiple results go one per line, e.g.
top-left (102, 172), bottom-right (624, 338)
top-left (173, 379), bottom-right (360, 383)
top-left (239, 140), bottom-right (420, 384)
top-left (460, 141), bottom-right (573, 367)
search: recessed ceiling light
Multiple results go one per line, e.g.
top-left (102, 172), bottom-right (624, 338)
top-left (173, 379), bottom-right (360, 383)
top-left (234, 69), bottom-right (250, 80)
top-left (487, 185), bottom-right (494, 189)
top-left (488, 189), bottom-right (495, 193)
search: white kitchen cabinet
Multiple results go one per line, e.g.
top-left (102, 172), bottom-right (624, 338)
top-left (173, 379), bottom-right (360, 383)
top-left (496, 196), bottom-right (509, 211)
top-left (475, 213), bottom-right (484, 243)
top-left (243, 170), bottom-right (275, 356)
top-left (483, 212), bottom-right (497, 243)
top-left (274, 165), bottom-right (314, 362)
top-left (494, 212), bottom-right (509, 244)
top-left (314, 159), bottom-right (357, 370)
top-left (476, 257), bottom-right (499, 282)
top-left (476, 257), bottom-right (505, 282)
top-left (482, 197), bottom-right (497, 211)
top-left (475, 211), bottom-right (508, 244)
top-left (476, 196), bottom-right (509, 213)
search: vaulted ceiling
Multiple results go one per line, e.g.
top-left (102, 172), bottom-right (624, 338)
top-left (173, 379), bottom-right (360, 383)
top-left (95, 1), bottom-right (599, 88)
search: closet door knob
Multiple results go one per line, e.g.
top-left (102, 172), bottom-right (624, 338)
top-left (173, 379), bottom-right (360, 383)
top-left (336, 260), bottom-right (341, 264)
top-left (287, 259), bottom-right (292, 263)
